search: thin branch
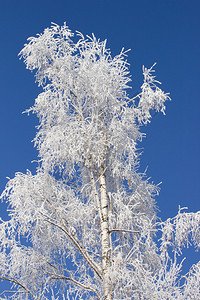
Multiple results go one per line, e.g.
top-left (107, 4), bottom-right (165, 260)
top-left (0, 290), bottom-right (28, 296)
top-left (85, 250), bottom-right (102, 258)
top-left (40, 212), bottom-right (102, 280)
top-left (153, 209), bottom-right (192, 228)
top-left (38, 190), bottom-right (102, 279)
top-left (109, 229), bottom-right (140, 234)
top-left (50, 274), bottom-right (101, 300)
top-left (0, 276), bottom-right (37, 299)
top-left (175, 263), bottom-right (191, 287)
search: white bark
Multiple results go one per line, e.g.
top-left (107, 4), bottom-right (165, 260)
top-left (99, 167), bottom-right (113, 300)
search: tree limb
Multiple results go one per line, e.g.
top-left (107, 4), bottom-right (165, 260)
top-left (50, 274), bottom-right (101, 300)
top-left (0, 275), bottom-right (37, 299)
top-left (109, 229), bottom-right (140, 234)
top-left (40, 211), bottom-right (102, 280)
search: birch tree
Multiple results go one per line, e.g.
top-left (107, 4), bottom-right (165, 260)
top-left (0, 23), bottom-right (200, 299)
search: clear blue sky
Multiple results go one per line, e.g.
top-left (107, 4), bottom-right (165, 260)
top-left (0, 0), bottom-right (200, 287)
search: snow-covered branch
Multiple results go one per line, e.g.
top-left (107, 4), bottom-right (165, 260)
top-left (48, 274), bottom-right (101, 300)
top-left (159, 208), bottom-right (200, 259)
top-left (0, 275), bottom-right (37, 299)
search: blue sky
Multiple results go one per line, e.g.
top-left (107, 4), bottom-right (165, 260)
top-left (0, 0), bottom-right (200, 289)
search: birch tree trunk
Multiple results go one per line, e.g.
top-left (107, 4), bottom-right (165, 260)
top-left (99, 166), bottom-right (113, 300)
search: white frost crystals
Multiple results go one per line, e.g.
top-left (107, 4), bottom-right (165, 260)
top-left (0, 23), bottom-right (200, 299)
top-left (137, 64), bottom-right (169, 124)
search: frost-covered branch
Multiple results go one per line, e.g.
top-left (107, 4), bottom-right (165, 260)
top-left (137, 63), bottom-right (170, 124)
top-left (0, 275), bottom-right (37, 299)
top-left (159, 208), bottom-right (200, 259)
top-left (109, 229), bottom-right (140, 234)
top-left (41, 212), bottom-right (102, 280)
top-left (49, 274), bottom-right (101, 300)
